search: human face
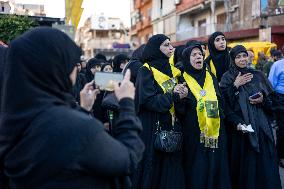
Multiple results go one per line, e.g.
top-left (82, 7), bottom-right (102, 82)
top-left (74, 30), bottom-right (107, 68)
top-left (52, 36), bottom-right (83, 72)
top-left (247, 50), bottom-right (254, 63)
top-left (214, 35), bottom-right (226, 51)
top-left (103, 65), bottom-right (113, 72)
top-left (234, 52), bottom-right (248, 68)
top-left (160, 39), bottom-right (174, 57)
top-left (81, 61), bottom-right (87, 68)
top-left (91, 65), bottom-right (101, 75)
top-left (76, 63), bottom-right (82, 72)
top-left (190, 48), bottom-right (204, 70)
top-left (120, 60), bottom-right (128, 70)
top-left (69, 66), bottom-right (78, 86)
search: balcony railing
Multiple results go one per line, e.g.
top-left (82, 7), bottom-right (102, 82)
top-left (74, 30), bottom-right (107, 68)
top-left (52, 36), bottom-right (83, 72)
top-left (176, 24), bottom-right (228, 41)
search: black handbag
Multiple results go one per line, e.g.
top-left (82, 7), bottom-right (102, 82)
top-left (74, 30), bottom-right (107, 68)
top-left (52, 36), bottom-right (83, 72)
top-left (154, 117), bottom-right (183, 153)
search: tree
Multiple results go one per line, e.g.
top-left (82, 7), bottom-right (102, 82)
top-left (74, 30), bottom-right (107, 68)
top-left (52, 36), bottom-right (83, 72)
top-left (0, 14), bottom-right (38, 44)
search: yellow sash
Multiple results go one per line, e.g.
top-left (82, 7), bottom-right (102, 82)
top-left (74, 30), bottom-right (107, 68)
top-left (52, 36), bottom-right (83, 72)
top-left (143, 63), bottom-right (181, 115)
top-left (183, 71), bottom-right (220, 148)
top-left (209, 59), bottom-right (217, 77)
top-left (169, 54), bottom-right (174, 66)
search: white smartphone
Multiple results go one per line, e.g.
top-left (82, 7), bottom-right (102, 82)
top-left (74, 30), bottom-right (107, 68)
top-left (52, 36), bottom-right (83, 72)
top-left (94, 72), bottom-right (123, 91)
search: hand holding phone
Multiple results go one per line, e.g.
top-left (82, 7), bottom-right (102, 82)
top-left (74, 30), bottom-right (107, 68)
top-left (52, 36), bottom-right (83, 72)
top-left (249, 92), bottom-right (261, 100)
top-left (249, 92), bottom-right (263, 104)
top-left (94, 72), bottom-right (123, 91)
top-left (114, 69), bottom-right (135, 101)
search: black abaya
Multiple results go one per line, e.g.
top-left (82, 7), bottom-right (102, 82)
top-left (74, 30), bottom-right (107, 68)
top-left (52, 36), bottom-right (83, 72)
top-left (175, 45), bottom-right (231, 189)
top-left (0, 27), bottom-right (144, 189)
top-left (220, 45), bottom-right (281, 189)
top-left (133, 34), bottom-right (184, 189)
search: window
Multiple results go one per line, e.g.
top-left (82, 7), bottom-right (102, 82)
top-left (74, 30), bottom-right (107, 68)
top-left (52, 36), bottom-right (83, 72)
top-left (198, 19), bottom-right (206, 36)
top-left (216, 13), bottom-right (226, 31)
top-left (1, 6), bottom-right (4, 12)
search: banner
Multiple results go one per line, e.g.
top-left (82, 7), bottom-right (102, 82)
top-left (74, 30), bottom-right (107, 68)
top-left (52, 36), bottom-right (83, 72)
top-left (261, 0), bottom-right (284, 15)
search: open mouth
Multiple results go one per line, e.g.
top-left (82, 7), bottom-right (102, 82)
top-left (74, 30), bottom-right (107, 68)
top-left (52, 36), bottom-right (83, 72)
top-left (196, 61), bottom-right (202, 65)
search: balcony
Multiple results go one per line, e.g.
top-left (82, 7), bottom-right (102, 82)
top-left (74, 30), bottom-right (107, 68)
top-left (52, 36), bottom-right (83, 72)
top-left (176, 24), bottom-right (228, 41)
top-left (136, 21), bottom-right (142, 31)
top-left (142, 17), bottom-right (151, 28)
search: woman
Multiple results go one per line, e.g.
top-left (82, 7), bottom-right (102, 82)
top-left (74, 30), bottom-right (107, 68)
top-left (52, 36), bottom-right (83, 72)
top-left (133, 34), bottom-right (187, 189)
top-left (205, 31), bottom-right (231, 82)
top-left (220, 45), bottom-right (281, 189)
top-left (102, 44), bottom-right (146, 135)
top-left (113, 54), bottom-right (129, 73)
top-left (175, 44), bottom-right (231, 189)
top-left (101, 63), bottom-right (113, 72)
top-left (0, 45), bottom-right (7, 108)
top-left (71, 62), bottom-right (87, 103)
top-left (0, 27), bottom-right (144, 189)
top-left (85, 58), bottom-right (102, 82)
top-left (122, 44), bottom-right (145, 83)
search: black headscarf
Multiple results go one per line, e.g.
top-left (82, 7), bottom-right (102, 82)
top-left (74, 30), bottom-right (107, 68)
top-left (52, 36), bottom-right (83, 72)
top-left (141, 34), bottom-right (172, 76)
top-left (95, 53), bottom-right (107, 61)
top-left (85, 58), bottom-right (102, 82)
top-left (131, 44), bottom-right (146, 61)
top-left (100, 62), bottom-right (112, 72)
top-left (0, 46), bottom-right (7, 109)
top-left (122, 44), bottom-right (145, 83)
top-left (182, 44), bottom-right (206, 86)
top-left (206, 31), bottom-right (231, 81)
top-left (113, 54), bottom-right (129, 72)
top-left (0, 27), bottom-right (82, 164)
top-left (220, 45), bottom-right (274, 151)
top-left (185, 40), bottom-right (199, 47)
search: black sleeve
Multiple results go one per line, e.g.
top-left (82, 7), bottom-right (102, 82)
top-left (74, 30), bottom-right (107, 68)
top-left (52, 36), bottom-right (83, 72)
top-left (135, 67), bottom-right (173, 113)
top-left (220, 84), bottom-right (245, 127)
top-left (79, 98), bottom-right (145, 176)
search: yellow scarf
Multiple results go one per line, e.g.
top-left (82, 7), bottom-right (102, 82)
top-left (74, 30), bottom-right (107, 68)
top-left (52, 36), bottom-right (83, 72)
top-left (169, 54), bottom-right (174, 66)
top-left (210, 59), bottom-right (217, 77)
top-left (143, 63), bottom-right (181, 115)
top-left (183, 70), bottom-right (220, 148)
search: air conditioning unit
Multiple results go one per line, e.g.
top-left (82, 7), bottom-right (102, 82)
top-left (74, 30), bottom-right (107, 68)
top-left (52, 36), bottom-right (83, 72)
top-left (175, 0), bottom-right (181, 5)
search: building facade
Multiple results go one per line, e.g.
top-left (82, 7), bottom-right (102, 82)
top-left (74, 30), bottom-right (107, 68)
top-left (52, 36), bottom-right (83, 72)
top-left (130, 0), bottom-right (284, 48)
top-left (152, 0), bottom-right (177, 41)
top-left (0, 0), bottom-right (12, 14)
top-left (175, 0), bottom-right (284, 47)
top-left (130, 0), bottom-right (153, 47)
top-left (76, 16), bottom-right (131, 59)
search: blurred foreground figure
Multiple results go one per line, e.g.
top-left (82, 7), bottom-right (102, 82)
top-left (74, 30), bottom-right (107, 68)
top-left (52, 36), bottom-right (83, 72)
top-left (0, 27), bottom-right (144, 189)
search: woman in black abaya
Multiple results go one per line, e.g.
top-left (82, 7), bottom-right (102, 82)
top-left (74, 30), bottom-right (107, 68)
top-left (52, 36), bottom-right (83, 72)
top-left (85, 58), bottom-right (102, 82)
top-left (133, 34), bottom-right (187, 189)
top-left (220, 45), bottom-right (281, 189)
top-left (0, 27), bottom-right (144, 189)
top-left (204, 31), bottom-right (231, 82)
top-left (175, 45), bottom-right (231, 189)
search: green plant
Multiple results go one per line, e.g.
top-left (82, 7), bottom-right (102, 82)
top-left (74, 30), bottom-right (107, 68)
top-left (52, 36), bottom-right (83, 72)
top-left (0, 14), bottom-right (38, 44)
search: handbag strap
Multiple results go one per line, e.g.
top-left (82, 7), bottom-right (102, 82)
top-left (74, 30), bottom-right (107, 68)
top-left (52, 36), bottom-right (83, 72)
top-left (155, 113), bottom-right (177, 133)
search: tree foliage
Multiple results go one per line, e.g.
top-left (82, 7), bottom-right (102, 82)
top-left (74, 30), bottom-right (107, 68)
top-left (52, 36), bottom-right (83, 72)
top-left (0, 14), bottom-right (38, 44)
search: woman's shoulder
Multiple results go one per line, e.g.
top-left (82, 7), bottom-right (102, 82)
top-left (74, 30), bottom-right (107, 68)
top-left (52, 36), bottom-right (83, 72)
top-left (34, 106), bottom-right (104, 135)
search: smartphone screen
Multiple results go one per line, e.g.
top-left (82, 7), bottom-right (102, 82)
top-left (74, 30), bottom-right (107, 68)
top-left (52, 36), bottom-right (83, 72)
top-left (94, 72), bottom-right (123, 91)
top-left (249, 92), bottom-right (261, 99)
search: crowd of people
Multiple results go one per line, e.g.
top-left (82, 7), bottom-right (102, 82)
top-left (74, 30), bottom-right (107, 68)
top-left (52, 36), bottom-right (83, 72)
top-left (0, 26), bottom-right (283, 189)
